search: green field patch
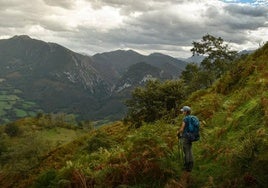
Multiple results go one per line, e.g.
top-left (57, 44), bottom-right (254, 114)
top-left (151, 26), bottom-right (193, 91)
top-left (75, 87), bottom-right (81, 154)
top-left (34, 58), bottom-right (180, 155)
top-left (28, 111), bottom-right (37, 117)
top-left (13, 89), bottom-right (22, 94)
top-left (0, 95), bottom-right (8, 100)
top-left (0, 109), bottom-right (7, 116)
top-left (3, 105), bottom-right (12, 110)
top-left (1, 101), bottom-right (13, 110)
top-left (0, 94), bottom-right (20, 101)
top-left (0, 101), bottom-right (9, 107)
top-left (15, 109), bottom-right (28, 118)
top-left (0, 91), bottom-right (7, 95)
top-left (8, 95), bottom-right (20, 101)
top-left (22, 101), bottom-right (36, 109)
top-left (1, 118), bottom-right (10, 124)
top-left (0, 92), bottom-right (42, 122)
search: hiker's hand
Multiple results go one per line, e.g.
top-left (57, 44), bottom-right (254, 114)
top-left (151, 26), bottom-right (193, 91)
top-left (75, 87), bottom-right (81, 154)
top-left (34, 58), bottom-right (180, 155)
top-left (177, 132), bottom-right (182, 139)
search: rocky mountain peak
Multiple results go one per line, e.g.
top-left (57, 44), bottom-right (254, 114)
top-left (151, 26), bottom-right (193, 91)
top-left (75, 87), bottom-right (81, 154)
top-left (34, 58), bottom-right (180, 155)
top-left (11, 35), bottom-right (32, 40)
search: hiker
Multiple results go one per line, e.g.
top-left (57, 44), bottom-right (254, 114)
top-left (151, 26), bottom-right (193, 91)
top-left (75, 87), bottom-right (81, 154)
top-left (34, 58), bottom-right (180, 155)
top-left (177, 106), bottom-right (195, 172)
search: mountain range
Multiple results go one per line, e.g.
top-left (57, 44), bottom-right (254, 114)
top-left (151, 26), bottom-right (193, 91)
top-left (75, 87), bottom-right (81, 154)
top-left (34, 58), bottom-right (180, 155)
top-left (0, 35), bottom-right (187, 122)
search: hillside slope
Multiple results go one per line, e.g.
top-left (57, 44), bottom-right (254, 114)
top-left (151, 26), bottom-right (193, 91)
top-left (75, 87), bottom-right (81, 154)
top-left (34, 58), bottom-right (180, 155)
top-left (183, 42), bottom-right (268, 187)
top-left (0, 43), bottom-right (267, 187)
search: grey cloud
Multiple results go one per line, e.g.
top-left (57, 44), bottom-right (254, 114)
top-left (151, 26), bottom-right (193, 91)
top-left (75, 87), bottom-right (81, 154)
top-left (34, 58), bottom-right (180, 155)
top-left (221, 5), bottom-right (268, 31)
top-left (80, 1), bottom-right (255, 55)
top-left (43, 0), bottom-right (75, 9)
top-left (124, 9), bottom-right (203, 40)
top-left (90, 0), bottom-right (154, 15)
top-left (199, 3), bottom-right (268, 44)
top-left (0, 1), bottom-right (48, 13)
top-left (0, 8), bottom-right (39, 28)
top-left (0, 0), bottom-right (72, 32)
top-left (0, 1), bottom-right (16, 11)
top-left (224, 4), bottom-right (268, 17)
top-left (0, 0), bottom-right (267, 58)
top-left (64, 26), bottom-right (190, 57)
top-left (40, 19), bottom-right (72, 32)
top-left (89, 0), bottom-right (184, 14)
top-left (49, 1), bottom-right (268, 56)
top-left (32, 0), bottom-right (267, 56)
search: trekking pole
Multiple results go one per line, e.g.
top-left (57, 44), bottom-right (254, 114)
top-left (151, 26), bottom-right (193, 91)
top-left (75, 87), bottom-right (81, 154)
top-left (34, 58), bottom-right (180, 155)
top-left (178, 133), bottom-right (184, 164)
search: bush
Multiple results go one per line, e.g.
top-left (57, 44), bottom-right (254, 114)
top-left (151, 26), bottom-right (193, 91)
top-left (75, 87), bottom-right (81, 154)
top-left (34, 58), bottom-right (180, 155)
top-left (33, 169), bottom-right (57, 188)
top-left (86, 131), bottom-right (116, 153)
top-left (98, 124), bottom-right (178, 187)
top-left (0, 138), bottom-right (7, 155)
top-left (4, 123), bottom-right (21, 137)
top-left (125, 80), bottom-right (186, 127)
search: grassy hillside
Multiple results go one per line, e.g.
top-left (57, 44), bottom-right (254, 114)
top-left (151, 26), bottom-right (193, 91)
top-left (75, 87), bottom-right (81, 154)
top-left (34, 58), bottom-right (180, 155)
top-left (182, 42), bottom-right (268, 187)
top-left (0, 43), bottom-right (267, 187)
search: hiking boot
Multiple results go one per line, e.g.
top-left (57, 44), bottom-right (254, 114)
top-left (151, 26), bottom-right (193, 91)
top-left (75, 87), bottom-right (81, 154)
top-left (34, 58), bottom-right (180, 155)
top-left (182, 163), bottom-right (188, 171)
top-left (183, 162), bottom-right (193, 172)
top-left (188, 162), bottom-right (193, 172)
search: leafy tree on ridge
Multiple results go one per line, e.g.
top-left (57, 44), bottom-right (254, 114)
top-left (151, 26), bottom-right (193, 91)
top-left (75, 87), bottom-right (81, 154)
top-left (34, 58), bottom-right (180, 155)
top-left (125, 80), bottom-right (185, 127)
top-left (181, 34), bottom-right (238, 93)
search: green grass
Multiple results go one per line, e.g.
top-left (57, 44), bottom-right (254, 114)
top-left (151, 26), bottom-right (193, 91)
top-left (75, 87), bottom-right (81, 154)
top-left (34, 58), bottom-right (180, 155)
top-left (15, 109), bottom-right (28, 117)
top-left (38, 127), bottom-right (86, 147)
top-left (22, 101), bottom-right (37, 109)
top-left (0, 101), bottom-right (9, 112)
top-left (0, 94), bottom-right (19, 101)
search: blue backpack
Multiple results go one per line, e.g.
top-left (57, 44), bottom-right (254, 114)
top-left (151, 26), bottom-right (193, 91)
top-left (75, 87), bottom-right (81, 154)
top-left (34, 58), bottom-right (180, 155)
top-left (185, 115), bottom-right (200, 142)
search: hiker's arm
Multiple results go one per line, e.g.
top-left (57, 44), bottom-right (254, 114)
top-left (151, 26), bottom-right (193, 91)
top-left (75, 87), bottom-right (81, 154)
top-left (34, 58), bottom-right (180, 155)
top-left (177, 121), bottom-right (185, 136)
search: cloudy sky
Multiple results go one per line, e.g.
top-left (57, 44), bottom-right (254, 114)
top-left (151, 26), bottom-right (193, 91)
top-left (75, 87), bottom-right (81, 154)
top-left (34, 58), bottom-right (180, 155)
top-left (0, 0), bottom-right (267, 58)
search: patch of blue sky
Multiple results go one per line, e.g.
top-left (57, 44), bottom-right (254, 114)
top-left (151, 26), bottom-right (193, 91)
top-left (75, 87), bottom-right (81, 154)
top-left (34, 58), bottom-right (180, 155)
top-left (220, 0), bottom-right (268, 6)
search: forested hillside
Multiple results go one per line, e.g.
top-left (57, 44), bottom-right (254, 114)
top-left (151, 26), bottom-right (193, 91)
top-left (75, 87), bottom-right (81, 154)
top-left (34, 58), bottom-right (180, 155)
top-left (0, 42), bottom-right (267, 187)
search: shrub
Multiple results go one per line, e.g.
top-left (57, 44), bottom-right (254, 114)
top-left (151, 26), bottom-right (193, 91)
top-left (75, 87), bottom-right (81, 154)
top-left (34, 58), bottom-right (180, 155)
top-left (98, 124), bottom-right (177, 187)
top-left (33, 169), bottom-right (57, 188)
top-left (4, 123), bottom-right (21, 137)
top-left (125, 80), bottom-right (186, 127)
top-left (0, 138), bottom-right (7, 155)
top-left (86, 131), bottom-right (116, 153)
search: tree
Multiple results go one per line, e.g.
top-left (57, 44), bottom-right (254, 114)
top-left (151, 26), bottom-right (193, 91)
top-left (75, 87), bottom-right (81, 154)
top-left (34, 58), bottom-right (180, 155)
top-left (180, 63), bottom-right (199, 85)
top-left (191, 34), bottom-right (238, 78)
top-left (125, 80), bottom-right (186, 127)
top-left (181, 34), bottom-right (238, 93)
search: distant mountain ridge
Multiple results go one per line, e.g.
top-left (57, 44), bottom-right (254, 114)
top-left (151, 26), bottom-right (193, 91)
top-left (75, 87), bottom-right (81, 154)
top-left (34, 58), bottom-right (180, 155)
top-left (178, 49), bottom-right (255, 64)
top-left (0, 35), bottom-right (187, 122)
top-left (92, 49), bottom-right (187, 84)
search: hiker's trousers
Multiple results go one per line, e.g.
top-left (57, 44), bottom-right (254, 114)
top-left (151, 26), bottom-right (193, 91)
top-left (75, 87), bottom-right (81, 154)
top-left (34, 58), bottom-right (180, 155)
top-left (182, 138), bottom-right (194, 165)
